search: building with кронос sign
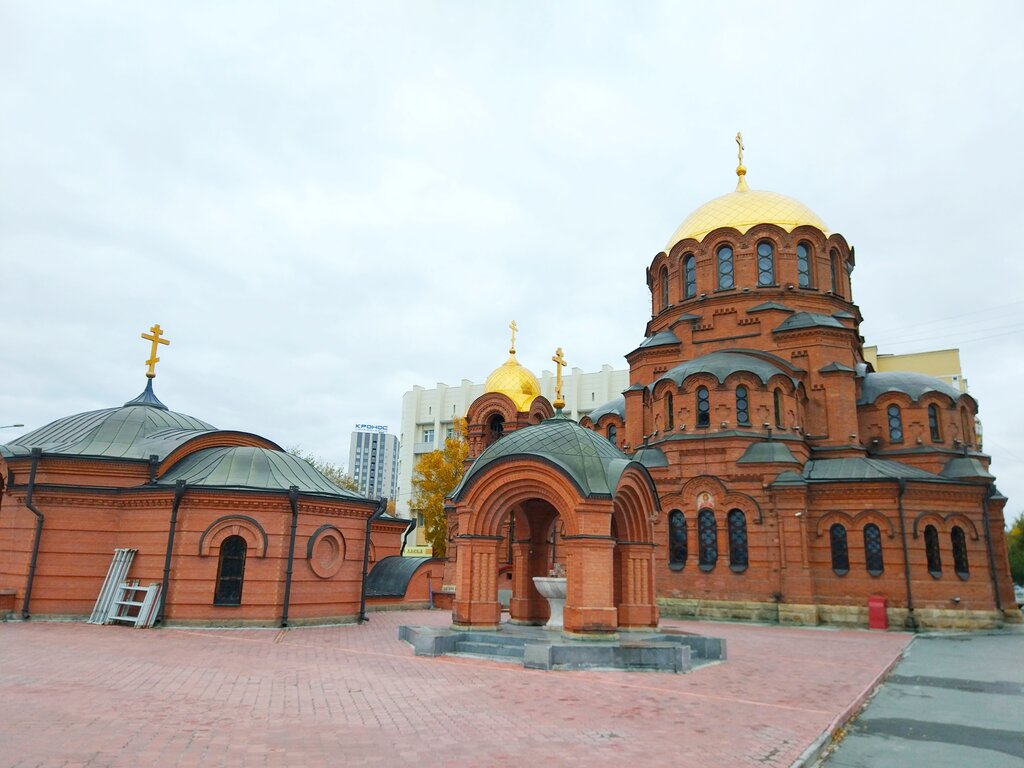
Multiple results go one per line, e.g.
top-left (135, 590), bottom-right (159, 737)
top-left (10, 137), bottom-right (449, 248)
top-left (348, 426), bottom-right (399, 501)
top-left (440, 137), bottom-right (1019, 633)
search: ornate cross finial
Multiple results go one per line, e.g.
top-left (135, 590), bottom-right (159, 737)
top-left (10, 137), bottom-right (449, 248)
top-left (141, 323), bottom-right (170, 379)
top-left (551, 347), bottom-right (567, 410)
top-left (509, 320), bottom-right (518, 355)
top-left (735, 131), bottom-right (744, 167)
top-left (734, 131), bottom-right (749, 191)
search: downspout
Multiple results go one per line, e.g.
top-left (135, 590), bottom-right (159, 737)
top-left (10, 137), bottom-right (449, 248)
top-left (280, 486), bottom-right (299, 628)
top-left (22, 448), bottom-right (44, 620)
top-left (400, 515), bottom-right (417, 556)
top-left (981, 485), bottom-right (1002, 612)
top-left (156, 480), bottom-right (187, 625)
top-left (895, 478), bottom-right (917, 631)
top-left (359, 497), bottom-right (388, 623)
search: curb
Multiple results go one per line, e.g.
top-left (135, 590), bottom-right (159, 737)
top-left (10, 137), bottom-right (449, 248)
top-left (789, 636), bottom-right (914, 768)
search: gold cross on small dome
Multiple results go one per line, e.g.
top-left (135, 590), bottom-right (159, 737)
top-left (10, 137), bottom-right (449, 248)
top-left (141, 323), bottom-right (170, 378)
top-left (509, 320), bottom-right (518, 354)
top-left (551, 347), bottom-right (567, 410)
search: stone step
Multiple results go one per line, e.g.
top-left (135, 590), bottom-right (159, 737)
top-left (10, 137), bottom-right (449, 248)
top-left (454, 641), bottom-right (526, 659)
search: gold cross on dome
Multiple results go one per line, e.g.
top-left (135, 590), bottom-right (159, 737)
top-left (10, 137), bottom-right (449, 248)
top-left (735, 131), bottom-right (744, 167)
top-left (551, 347), bottom-right (567, 409)
top-left (141, 323), bottom-right (170, 378)
top-left (509, 320), bottom-right (518, 354)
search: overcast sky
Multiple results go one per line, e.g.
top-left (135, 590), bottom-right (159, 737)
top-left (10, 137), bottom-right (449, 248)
top-left (2, 2), bottom-right (1023, 512)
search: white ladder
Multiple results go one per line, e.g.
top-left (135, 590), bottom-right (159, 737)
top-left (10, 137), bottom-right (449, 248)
top-left (107, 581), bottom-right (162, 628)
top-left (87, 548), bottom-right (137, 624)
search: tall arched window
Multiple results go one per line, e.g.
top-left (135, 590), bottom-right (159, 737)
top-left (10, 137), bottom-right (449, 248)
top-left (951, 526), bottom-right (970, 579)
top-left (864, 524), bottom-right (884, 576)
top-left (727, 509), bottom-right (748, 572)
top-left (696, 386), bottom-right (710, 428)
top-left (960, 407), bottom-right (971, 444)
top-left (887, 405), bottom-right (904, 443)
top-left (489, 414), bottom-right (505, 443)
top-left (717, 245), bottom-right (734, 290)
top-left (607, 424), bottom-right (617, 446)
top-left (735, 385), bottom-right (750, 425)
top-left (214, 535), bottom-right (247, 605)
top-left (830, 524), bottom-right (849, 576)
top-left (668, 510), bottom-right (687, 571)
top-left (683, 255), bottom-right (696, 298)
top-left (665, 392), bottom-right (674, 431)
top-left (928, 404), bottom-right (942, 442)
top-left (797, 242), bottom-right (812, 288)
top-left (830, 249), bottom-right (841, 296)
top-left (773, 388), bottom-right (784, 428)
top-left (756, 241), bottom-right (775, 286)
top-left (659, 265), bottom-right (669, 310)
top-left (924, 524), bottom-right (942, 578)
top-left (697, 509), bottom-right (717, 571)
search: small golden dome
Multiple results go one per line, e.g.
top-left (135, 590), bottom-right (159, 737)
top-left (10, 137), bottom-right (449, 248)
top-left (666, 182), bottom-right (829, 250)
top-left (484, 353), bottom-right (541, 412)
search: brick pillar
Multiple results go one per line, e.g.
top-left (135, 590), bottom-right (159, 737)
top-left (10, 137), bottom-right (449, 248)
top-left (452, 535), bottom-right (502, 629)
top-left (774, 485), bottom-right (818, 625)
top-left (615, 542), bottom-right (659, 628)
top-left (562, 536), bottom-right (618, 634)
top-left (508, 540), bottom-right (550, 624)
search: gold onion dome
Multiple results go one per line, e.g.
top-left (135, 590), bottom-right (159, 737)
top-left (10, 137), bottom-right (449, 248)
top-left (665, 134), bottom-right (829, 250)
top-left (484, 353), bottom-right (541, 412)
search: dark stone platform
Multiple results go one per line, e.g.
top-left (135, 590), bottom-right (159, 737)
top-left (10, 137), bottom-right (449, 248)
top-left (399, 622), bottom-right (726, 673)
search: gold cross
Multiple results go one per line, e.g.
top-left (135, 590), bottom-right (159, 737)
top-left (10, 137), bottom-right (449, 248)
top-left (735, 131), bottom-right (744, 167)
top-left (509, 320), bottom-right (518, 354)
top-left (551, 347), bottom-right (567, 409)
top-left (141, 323), bottom-right (170, 379)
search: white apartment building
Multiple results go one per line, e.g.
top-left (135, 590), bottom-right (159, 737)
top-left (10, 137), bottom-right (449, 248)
top-left (347, 426), bottom-right (400, 501)
top-left (396, 365), bottom-right (629, 517)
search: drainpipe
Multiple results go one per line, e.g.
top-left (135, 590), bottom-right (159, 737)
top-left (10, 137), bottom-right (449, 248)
top-left (21, 448), bottom-right (44, 620)
top-left (981, 485), bottom-right (1002, 612)
top-left (280, 486), bottom-right (300, 628)
top-left (895, 478), bottom-right (917, 631)
top-left (359, 497), bottom-right (388, 623)
top-left (400, 515), bottom-right (417, 556)
top-left (156, 480), bottom-right (187, 625)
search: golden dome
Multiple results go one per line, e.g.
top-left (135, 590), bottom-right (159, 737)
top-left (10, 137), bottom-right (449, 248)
top-left (484, 353), bottom-right (541, 412)
top-left (666, 175), bottom-right (829, 250)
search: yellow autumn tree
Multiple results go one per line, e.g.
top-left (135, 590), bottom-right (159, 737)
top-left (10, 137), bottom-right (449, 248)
top-left (411, 418), bottom-right (468, 558)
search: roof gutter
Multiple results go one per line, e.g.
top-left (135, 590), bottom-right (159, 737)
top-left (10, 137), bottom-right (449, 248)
top-left (156, 479), bottom-right (187, 625)
top-left (280, 486), bottom-right (300, 628)
top-left (359, 497), bottom-right (388, 623)
top-left (895, 478), bottom-right (918, 631)
top-left (21, 448), bottom-right (44, 620)
top-left (981, 485), bottom-right (1002, 612)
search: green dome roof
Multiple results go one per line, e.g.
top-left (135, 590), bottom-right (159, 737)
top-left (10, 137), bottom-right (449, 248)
top-left (451, 415), bottom-right (635, 500)
top-left (1, 381), bottom-right (215, 460)
top-left (159, 446), bottom-right (366, 499)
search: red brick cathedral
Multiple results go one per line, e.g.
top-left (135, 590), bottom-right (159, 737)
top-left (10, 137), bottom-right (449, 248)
top-left (448, 146), bottom-right (1018, 632)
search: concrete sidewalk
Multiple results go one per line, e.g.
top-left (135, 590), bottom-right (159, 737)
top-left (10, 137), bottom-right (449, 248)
top-left (819, 629), bottom-right (1024, 767)
top-left (0, 611), bottom-right (910, 767)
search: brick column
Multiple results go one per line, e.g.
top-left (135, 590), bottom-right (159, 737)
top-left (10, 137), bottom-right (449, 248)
top-left (562, 536), bottom-right (617, 634)
top-left (452, 535), bottom-right (502, 629)
top-left (508, 540), bottom-right (550, 624)
top-left (615, 542), bottom-right (659, 628)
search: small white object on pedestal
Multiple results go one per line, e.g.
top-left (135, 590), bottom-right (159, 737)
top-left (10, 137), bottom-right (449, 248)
top-left (532, 576), bottom-right (567, 630)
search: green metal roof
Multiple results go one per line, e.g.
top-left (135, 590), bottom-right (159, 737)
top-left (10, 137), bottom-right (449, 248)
top-left (158, 446), bottom-right (367, 499)
top-left (365, 555), bottom-right (442, 597)
top-left (654, 351), bottom-right (797, 388)
top-left (737, 442), bottom-right (800, 464)
top-left (747, 301), bottom-right (794, 314)
top-left (941, 457), bottom-right (994, 480)
top-left (773, 312), bottom-right (846, 332)
top-left (450, 415), bottom-right (635, 500)
top-left (636, 331), bottom-right (681, 349)
top-left (587, 395), bottom-right (625, 423)
top-left (858, 372), bottom-right (964, 405)
top-left (801, 457), bottom-right (944, 482)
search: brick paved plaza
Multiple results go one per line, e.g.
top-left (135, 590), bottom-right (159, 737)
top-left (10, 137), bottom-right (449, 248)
top-left (0, 611), bottom-right (910, 767)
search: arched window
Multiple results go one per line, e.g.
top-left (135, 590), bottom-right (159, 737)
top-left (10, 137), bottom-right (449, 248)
top-left (830, 524), bottom-right (849, 576)
top-left (696, 386), bottom-right (710, 428)
top-left (756, 241), bottom-right (775, 286)
top-left (489, 414), bottom-right (505, 442)
top-left (717, 245), bottom-right (734, 290)
top-left (928, 404), bottom-right (942, 442)
top-left (683, 254), bottom-right (697, 298)
top-left (864, 524), bottom-right (884, 576)
top-left (668, 510), bottom-right (687, 571)
top-left (887, 405), bottom-right (904, 443)
top-left (735, 385), bottom-right (750, 425)
top-left (659, 265), bottom-right (669, 310)
top-left (665, 392), bottom-right (674, 431)
top-left (960, 407), bottom-right (971, 444)
top-left (797, 242), bottom-right (812, 288)
top-left (607, 424), bottom-right (617, 446)
top-left (830, 249), bottom-right (841, 296)
top-left (951, 526), bottom-right (969, 579)
top-left (924, 524), bottom-right (942, 578)
top-left (727, 509), bottom-right (748, 572)
top-left (773, 388), bottom-right (784, 428)
top-left (697, 509), bottom-right (717, 571)
top-left (214, 535), bottom-right (247, 605)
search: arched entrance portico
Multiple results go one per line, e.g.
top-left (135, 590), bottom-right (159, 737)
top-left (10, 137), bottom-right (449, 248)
top-left (446, 417), bottom-right (661, 635)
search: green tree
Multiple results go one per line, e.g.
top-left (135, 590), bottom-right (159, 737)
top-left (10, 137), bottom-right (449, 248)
top-left (287, 447), bottom-right (361, 493)
top-left (1007, 511), bottom-right (1024, 586)
top-left (411, 418), bottom-right (468, 558)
